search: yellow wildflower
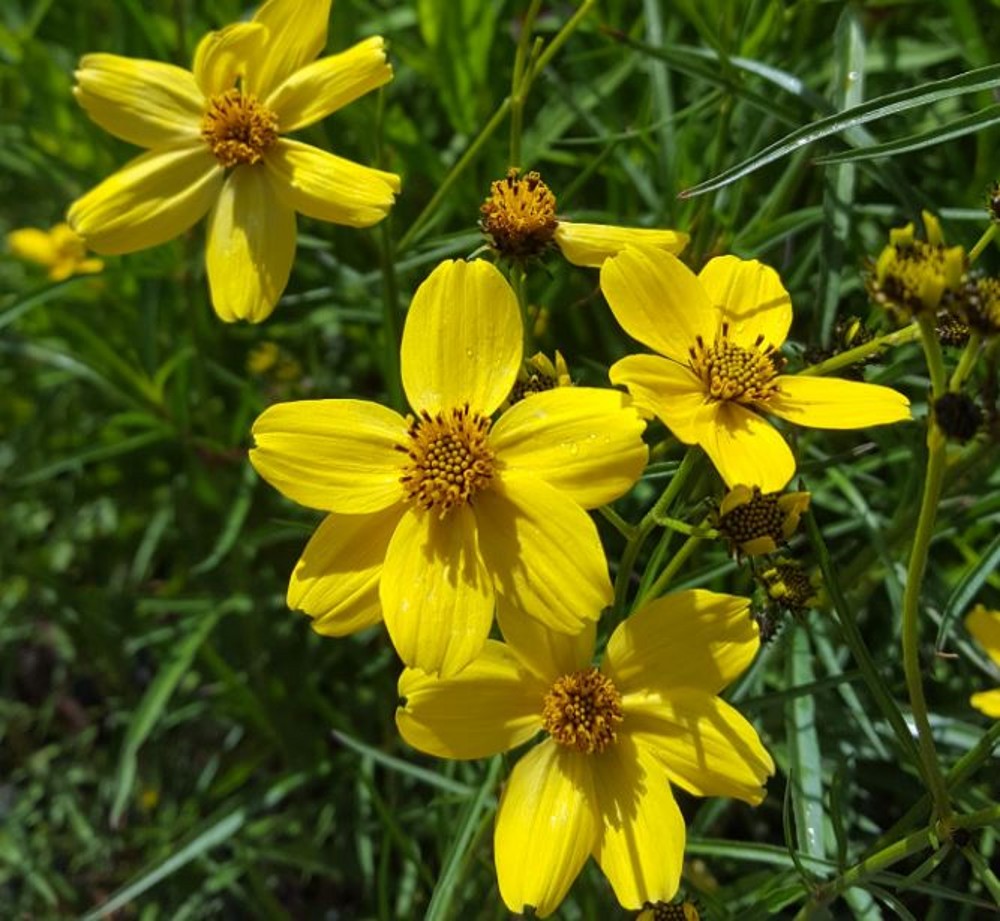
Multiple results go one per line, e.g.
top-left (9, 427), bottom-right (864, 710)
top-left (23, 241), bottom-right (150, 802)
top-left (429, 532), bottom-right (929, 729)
top-left (397, 590), bottom-right (774, 915)
top-left (759, 558), bottom-right (823, 614)
top-left (249, 259), bottom-right (648, 676)
top-left (714, 484), bottom-right (810, 557)
top-left (481, 168), bottom-right (688, 266)
top-left (965, 605), bottom-right (1000, 718)
top-left (506, 350), bottom-right (572, 406)
top-left (7, 223), bottom-right (103, 281)
top-left (67, 0), bottom-right (400, 323)
top-left (602, 246), bottom-right (912, 492)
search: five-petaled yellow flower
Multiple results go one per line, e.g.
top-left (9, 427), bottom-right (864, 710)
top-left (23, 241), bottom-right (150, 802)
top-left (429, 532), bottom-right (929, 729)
top-left (965, 605), bottom-right (1000, 718)
top-left (603, 246), bottom-right (912, 492)
top-left (7, 223), bottom-right (103, 281)
top-left (397, 591), bottom-right (774, 916)
top-left (67, 0), bottom-right (400, 323)
top-left (249, 259), bottom-right (648, 676)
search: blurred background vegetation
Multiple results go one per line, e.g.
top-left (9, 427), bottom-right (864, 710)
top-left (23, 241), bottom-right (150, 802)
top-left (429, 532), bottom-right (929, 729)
top-left (1, 0), bottom-right (998, 918)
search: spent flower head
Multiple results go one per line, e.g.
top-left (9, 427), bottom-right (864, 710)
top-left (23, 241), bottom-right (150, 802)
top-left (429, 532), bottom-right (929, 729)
top-left (713, 484), bottom-right (810, 557)
top-left (505, 350), bottom-right (572, 406)
top-left (637, 901), bottom-right (701, 921)
top-left (250, 259), bottom-right (648, 676)
top-left (397, 591), bottom-right (774, 915)
top-left (759, 558), bottom-right (822, 614)
top-left (67, 0), bottom-right (400, 322)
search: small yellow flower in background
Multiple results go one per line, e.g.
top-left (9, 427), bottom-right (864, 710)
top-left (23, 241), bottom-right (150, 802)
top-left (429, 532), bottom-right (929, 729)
top-left (602, 245), bottom-right (912, 492)
top-left (7, 223), bottom-right (103, 281)
top-left (868, 210), bottom-right (965, 319)
top-left (67, 0), bottom-right (400, 323)
top-left (250, 259), bottom-right (648, 677)
top-left (965, 605), bottom-right (1000, 718)
top-left (945, 275), bottom-right (1000, 338)
top-left (637, 900), bottom-right (700, 921)
top-left (505, 350), bottom-right (572, 406)
top-left (480, 168), bottom-right (688, 267)
top-left (396, 590), bottom-right (774, 916)
top-left (713, 484), bottom-right (810, 557)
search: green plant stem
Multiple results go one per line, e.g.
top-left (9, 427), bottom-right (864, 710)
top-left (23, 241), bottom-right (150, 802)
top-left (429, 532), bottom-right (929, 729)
top-left (900, 315), bottom-right (952, 822)
top-left (509, 263), bottom-right (533, 352)
top-left (597, 505), bottom-right (636, 540)
top-left (654, 516), bottom-right (718, 539)
top-left (612, 449), bottom-right (699, 619)
top-left (967, 223), bottom-right (998, 264)
top-left (377, 222), bottom-right (404, 411)
top-left (948, 332), bottom-right (982, 392)
top-left (530, 0), bottom-right (598, 80)
top-left (798, 322), bottom-right (921, 377)
top-left (509, 0), bottom-right (543, 167)
top-left (640, 533), bottom-right (703, 602)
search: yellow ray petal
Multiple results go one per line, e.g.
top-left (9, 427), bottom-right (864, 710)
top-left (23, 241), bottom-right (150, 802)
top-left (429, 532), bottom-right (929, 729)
top-left (698, 255), bottom-right (792, 349)
top-left (67, 145), bottom-right (222, 256)
top-left (205, 166), bottom-right (296, 323)
top-left (553, 222), bottom-right (689, 268)
top-left (591, 735), bottom-right (685, 908)
top-left (265, 139), bottom-right (400, 227)
top-left (490, 387), bottom-right (647, 509)
top-left (495, 740), bottom-right (599, 918)
top-left (600, 245), bottom-right (716, 362)
top-left (288, 506), bottom-right (404, 635)
top-left (623, 691), bottom-right (774, 804)
top-left (970, 688), bottom-right (1000, 718)
top-left (401, 259), bottom-right (522, 416)
top-left (694, 402), bottom-right (795, 492)
top-left (250, 399), bottom-right (409, 512)
top-left (395, 642), bottom-right (545, 759)
top-left (380, 505), bottom-right (494, 677)
top-left (603, 590), bottom-right (758, 696)
top-left (7, 229), bottom-right (56, 264)
top-left (609, 354), bottom-right (706, 442)
top-left (965, 605), bottom-right (1000, 663)
top-left (74, 54), bottom-right (203, 149)
top-left (476, 474), bottom-right (611, 634)
top-left (266, 36), bottom-right (392, 132)
top-left (768, 375), bottom-right (912, 429)
top-left (192, 22), bottom-right (268, 97)
top-left (496, 597), bottom-right (596, 684)
top-left (246, 0), bottom-right (332, 99)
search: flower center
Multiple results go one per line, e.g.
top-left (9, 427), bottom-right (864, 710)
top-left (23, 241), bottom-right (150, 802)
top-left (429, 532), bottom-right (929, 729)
top-left (480, 168), bottom-right (559, 259)
top-left (542, 668), bottom-right (623, 754)
top-left (871, 236), bottom-right (964, 315)
top-left (718, 488), bottom-right (786, 545)
top-left (650, 903), bottom-right (700, 921)
top-left (201, 90), bottom-right (278, 167)
top-left (689, 324), bottom-right (782, 404)
top-left (398, 405), bottom-right (495, 514)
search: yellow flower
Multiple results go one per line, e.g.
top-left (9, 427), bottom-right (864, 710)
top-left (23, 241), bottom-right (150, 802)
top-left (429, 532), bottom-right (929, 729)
top-left (7, 223), bottom-right (103, 281)
top-left (67, 0), bottom-right (400, 323)
top-left (965, 605), bottom-right (1000, 718)
top-left (713, 484), bottom-right (810, 557)
top-left (249, 259), bottom-right (648, 676)
top-left (505, 350), bottom-right (573, 406)
top-left (759, 558), bottom-right (823, 614)
top-left (480, 168), bottom-right (688, 266)
top-left (396, 590), bottom-right (774, 915)
top-left (602, 246), bottom-right (912, 492)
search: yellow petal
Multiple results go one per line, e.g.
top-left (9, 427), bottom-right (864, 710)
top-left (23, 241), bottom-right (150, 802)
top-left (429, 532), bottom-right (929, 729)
top-left (623, 691), bottom-right (775, 804)
top-left (496, 597), bottom-right (596, 683)
top-left (491, 387), bottom-right (647, 509)
top-left (265, 139), bottom-right (400, 227)
top-left (401, 259), bottom-right (522, 416)
top-left (192, 22), bottom-right (268, 97)
top-left (591, 735), bottom-right (685, 908)
top-left (250, 399), bottom-right (408, 512)
top-left (246, 0), bottom-right (332, 99)
top-left (266, 36), bottom-right (392, 132)
top-left (609, 354), bottom-right (706, 443)
top-left (7, 228), bottom-right (57, 265)
top-left (67, 145), bottom-right (222, 255)
top-left (604, 590), bottom-right (759, 696)
top-left (495, 741), bottom-right (599, 918)
top-left (768, 376), bottom-right (912, 429)
top-left (553, 222), bottom-right (689, 268)
top-left (288, 506), bottom-right (403, 635)
top-left (966, 605), bottom-right (1000, 663)
top-left (600, 245), bottom-right (716, 362)
top-left (694, 402), bottom-right (795, 492)
top-left (205, 166), bottom-right (296, 322)
top-left (970, 688), bottom-right (1000, 718)
top-left (380, 505), bottom-right (494, 677)
top-left (698, 255), bottom-right (792, 349)
top-left (476, 474), bottom-right (611, 634)
top-left (395, 642), bottom-right (545, 759)
top-left (73, 53), bottom-right (203, 148)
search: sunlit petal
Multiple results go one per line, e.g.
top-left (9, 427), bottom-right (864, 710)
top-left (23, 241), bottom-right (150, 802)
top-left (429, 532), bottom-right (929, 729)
top-left (609, 354), bottom-right (706, 443)
top-left (768, 375), bottom-right (912, 429)
top-left (698, 255), bottom-right (792, 349)
top-left (970, 688), bottom-right (1000, 718)
top-left (246, 0), bottom-right (332, 99)
top-left (250, 399), bottom-right (408, 512)
top-left (966, 605), bottom-right (1000, 662)
top-left (401, 259), bottom-right (522, 416)
top-left (553, 222), bottom-right (688, 268)
top-left (192, 22), bottom-right (268, 97)
top-left (496, 597), bottom-right (596, 684)
top-left (693, 402), bottom-right (795, 492)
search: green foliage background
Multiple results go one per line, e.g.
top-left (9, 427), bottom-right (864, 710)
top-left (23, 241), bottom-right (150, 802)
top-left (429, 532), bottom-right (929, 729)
top-left (1, 0), bottom-right (998, 918)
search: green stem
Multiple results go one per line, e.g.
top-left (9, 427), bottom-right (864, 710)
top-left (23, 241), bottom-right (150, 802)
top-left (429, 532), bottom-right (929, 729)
top-left (653, 516), bottom-right (717, 539)
top-left (948, 332), bottom-right (982, 392)
top-left (798, 323), bottom-right (921, 377)
top-left (377, 222), bottom-right (404, 412)
top-left (509, 0), bottom-right (543, 167)
top-left (597, 505), bottom-right (636, 540)
top-left (528, 0), bottom-right (598, 80)
top-left (967, 223), bottom-right (998, 264)
top-left (510, 263), bottom-right (533, 352)
top-left (640, 533), bottom-right (703, 602)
